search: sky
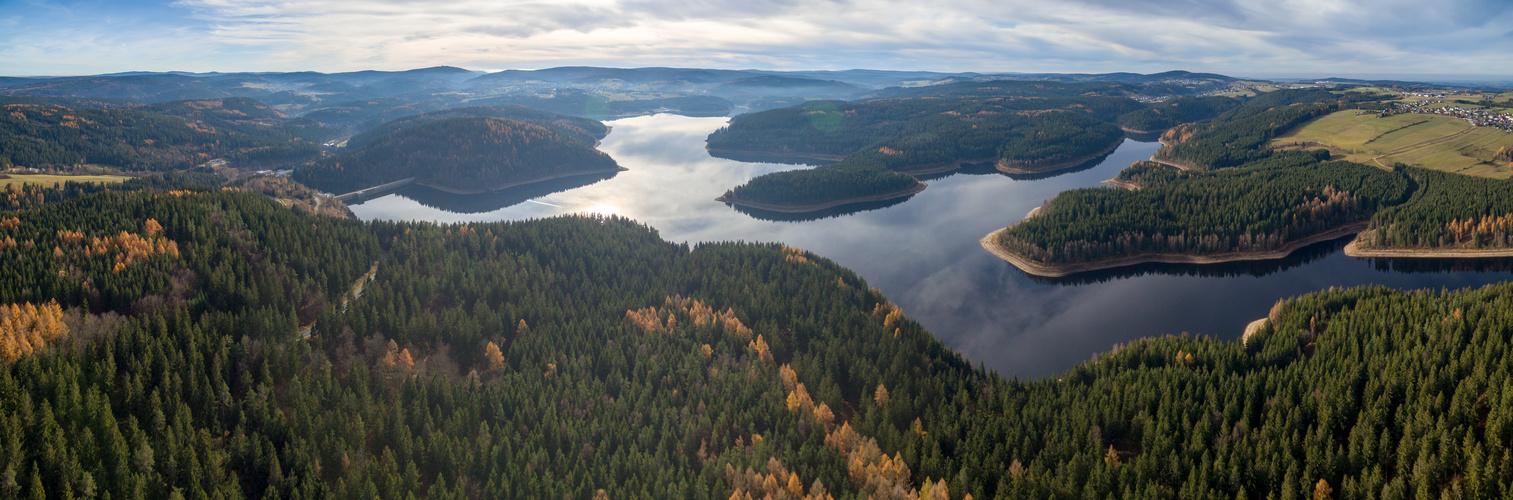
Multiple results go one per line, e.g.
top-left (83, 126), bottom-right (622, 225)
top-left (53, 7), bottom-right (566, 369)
top-left (1, 0), bottom-right (1511, 79)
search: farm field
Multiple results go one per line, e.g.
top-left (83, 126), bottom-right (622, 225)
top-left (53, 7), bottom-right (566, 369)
top-left (1270, 109), bottom-right (1513, 178)
top-left (0, 173), bottom-right (131, 188)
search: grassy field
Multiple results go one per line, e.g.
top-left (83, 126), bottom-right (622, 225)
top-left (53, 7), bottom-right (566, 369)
top-left (1270, 110), bottom-right (1513, 179)
top-left (0, 174), bottom-right (131, 189)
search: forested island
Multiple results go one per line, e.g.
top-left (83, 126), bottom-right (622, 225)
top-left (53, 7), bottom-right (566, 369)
top-left (7, 174), bottom-right (1513, 499)
top-left (710, 82), bottom-right (1139, 212)
top-left (293, 107), bottom-right (622, 195)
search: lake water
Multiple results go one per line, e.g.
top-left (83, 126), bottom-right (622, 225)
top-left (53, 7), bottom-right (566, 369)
top-left (351, 114), bottom-right (1513, 378)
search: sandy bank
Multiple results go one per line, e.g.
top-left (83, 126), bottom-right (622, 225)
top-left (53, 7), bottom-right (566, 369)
top-left (1344, 236), bottom-right (1513, 259)
top-left (1100, 178), bottom-right (1142, 190)
top-left (1241, 318), bottom-right (1268, 345)
top-left (981, 222), bottom-right (1370, 278)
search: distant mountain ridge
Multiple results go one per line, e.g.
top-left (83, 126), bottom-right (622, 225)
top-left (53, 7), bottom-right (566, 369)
top-left (0, 66), bottom-right (1382, 125)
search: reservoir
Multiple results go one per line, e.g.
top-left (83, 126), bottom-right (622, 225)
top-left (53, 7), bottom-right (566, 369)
top-left (351, 113), bottom-right (1513, 378)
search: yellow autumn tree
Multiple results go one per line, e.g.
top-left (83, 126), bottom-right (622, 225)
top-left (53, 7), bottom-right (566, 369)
top-left (883, 306), bottom-right (904, 329)
top-left (1313, 479), bottom-right (1333, 500)
top-left (381, 339), bottom-right (400, 368)
top-left (484, 341), bottom-right (504, 371)
top-left (0, 301), bottom-right (68, 363)
top-left (749, 334), bottom-right (774, 365)
top-left (812, 403), bottom-right (835, 428)
top-left (873, 384), bottom-right (890, 406)
top-left (143, 218), bottom-right (163, 237)
top-left (779, 364), bottom-right (798, 390)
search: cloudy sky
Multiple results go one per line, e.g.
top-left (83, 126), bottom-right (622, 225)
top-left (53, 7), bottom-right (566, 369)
top-left (2, 0), bottom-right (1510, 78)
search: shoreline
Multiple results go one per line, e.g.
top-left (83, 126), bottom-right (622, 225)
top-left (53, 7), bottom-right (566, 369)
top-left (1120, 126), bottom-right (1166, 135)
top-left (1145, 155), bottom-right (1202, 172)
top-left (412, 166), bottom-right (627, 195)
top-left (705, 148), bottom-right (848, 164)
top-left (716, 181), bottom-right (927, 214)
top-left (1343, 237), bottom-right (1513, 259)
top-left (994, 140), bottom-right (1123, 175)
top-left (981, 222), bottom-right (1370, 278)
top-left (1241, 318), bottom-right (1268, 345)
top-left (1100, 178), bottom-right (1142, 190)
top-left (712, 139), bottom-right (1120, 178)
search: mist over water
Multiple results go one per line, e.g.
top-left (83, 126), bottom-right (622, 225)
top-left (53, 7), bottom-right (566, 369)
top-left (351, 113), bottom-right (1513, 378)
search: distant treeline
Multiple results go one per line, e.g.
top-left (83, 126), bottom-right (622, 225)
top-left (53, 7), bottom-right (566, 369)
top-left (0, 97), bottom-right (323, 171)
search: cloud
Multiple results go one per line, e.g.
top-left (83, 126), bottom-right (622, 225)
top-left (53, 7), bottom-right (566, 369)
top-left (1, 0), bottom-right (1509, 76)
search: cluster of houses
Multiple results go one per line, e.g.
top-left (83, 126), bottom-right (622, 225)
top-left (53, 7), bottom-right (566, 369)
top-left (1387, 99), bottom-right (1513, 132)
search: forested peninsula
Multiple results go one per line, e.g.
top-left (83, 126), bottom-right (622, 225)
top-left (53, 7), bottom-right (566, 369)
top-left (1347, 168), bottom-right (1513, 257)
top-left (294, 107), bottom-right (621, 195)
top-left (709, 82), bottom-right (1141, 212)
top-left (9, 174), bottom-right (1513, 499)
top-left (984, 156), bottom-right (1409, 277)
top-left (976, 89), bottom-right (1499, 277)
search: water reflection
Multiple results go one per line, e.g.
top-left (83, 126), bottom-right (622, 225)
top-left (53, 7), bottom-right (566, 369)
top-left (1033, 236), bottom-right (1350, 286)
top-left (1122, 130), bottom-right (1165, 143)
top-left (706, 150), bottom-right (830, 166)
top-left (1369, 256), bottom-right (1513, 274)
top-left (350, 113), bottom-right (1513, 379)
top-left (728, 195), bottom-right (916, 222)
top-left (390, 173), bottom-right (618, 214)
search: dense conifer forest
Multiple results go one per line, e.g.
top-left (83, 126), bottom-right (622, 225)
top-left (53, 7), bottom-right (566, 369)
top-left (1155, 104), bottom-right (1340, 170)
top-left (1116, 96), bottom-right (1241, 133)
top-left (0, 98), bottom-right (325, 171)
top-left (1361, 167), bottom-right (1513, 249)
top-left (293, 115), bottom-right (619, 194)
top-left (997, 157), bottom-right (1410, 264)
top-left (5, 174), bottom-right (1513, 500)
top-left (339, 106), bottom-right (608, 151)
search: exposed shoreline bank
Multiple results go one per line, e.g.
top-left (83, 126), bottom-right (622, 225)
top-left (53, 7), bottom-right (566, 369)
top-left (1100, 178), bottom-right (1142, 190)
top-left (981, 222), bottom-right (1371, 278)
top-left (716, 182), bottom-right (927, 214)
top-left (1343, 237), bottom-right (1513, 259)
